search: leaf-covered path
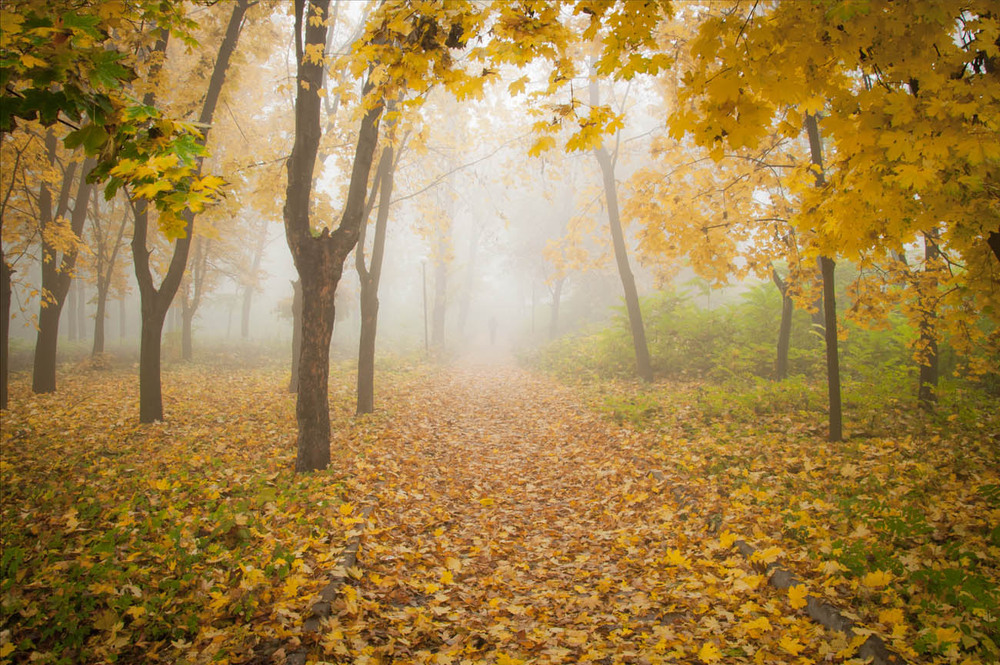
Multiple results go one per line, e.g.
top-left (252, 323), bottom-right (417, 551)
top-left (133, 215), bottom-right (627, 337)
top-left (314, 364), bottom-right (843, 664)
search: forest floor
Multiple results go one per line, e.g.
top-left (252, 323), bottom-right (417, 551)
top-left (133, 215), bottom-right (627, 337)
top-left (1, 357), bottom-right (997, 664)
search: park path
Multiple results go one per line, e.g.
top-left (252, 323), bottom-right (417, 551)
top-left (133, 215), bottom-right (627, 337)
top-left (307, 364), bottom-right (829, 664)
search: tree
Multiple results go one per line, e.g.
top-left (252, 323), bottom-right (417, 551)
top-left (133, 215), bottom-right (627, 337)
top-left (283, 0), bottom-right (383, 471)
top-left (128, 0), bottom-right (249, 421)
top-left (31, 135), bottom-right (95, 393)
top-left (588, 69), bottom-right (653, 382)
top-left (85, 187), bottom-right (131, 357)
top-left (669, 0), bottom-right (1000, 397)
top-left (355, 141), bottom-right (397, 414)
top-left (1, 0), bottom-right (229, 408)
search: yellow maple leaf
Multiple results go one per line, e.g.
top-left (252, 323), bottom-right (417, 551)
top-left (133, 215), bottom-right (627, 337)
top-left (742, 616), bottom-right (772, 638)
top-left (751, 546), bottom-right (782, 565)
top-left (664, 548), bottom-right (691, 567)
top-left (779, 635), bottom-right (805, 655)
top-left (479, 497), bottom-right (494, 506)
top-left (860, 570), bottom-right (893, 588)
top-left (935, 626), bottom-right (961, 644)
top-left (338, 502), bottom-right (354, 516)
top-left (698, 641), bottom-right (722, 663)
top-left (787, 583), bottom-right (808, 609)
top-left (718, 530), bottom-right (737, 549)
top-left (440, 569), bottom-right (454, 585)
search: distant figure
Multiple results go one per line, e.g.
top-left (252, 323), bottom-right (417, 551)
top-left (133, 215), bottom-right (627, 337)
top-left (488, 317), bottom-right (498, 345)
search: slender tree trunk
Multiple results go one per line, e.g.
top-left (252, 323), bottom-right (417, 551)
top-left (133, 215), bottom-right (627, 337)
top-left (132, 3), bottom-right (247, 421)
top-left (772, 267), bottom-right (792, 380)
top-left (918, 232), bottom-right (941, 409)
top-left (356, 144), bottom-right (394, 415)
top-left (93, 293), bottom-right (106, 356)
top-left (240, 285), bottom-right (253, 339)
top-left (549, 276), bottom-right (564, 340)
top-left (805, 112), bottom-right (843, 442)
top-left (0, 255), bottom-right (10, 409)
top-left (32, 143), bottom-right (93, 393)
top-left (594, 146), bottom-right (652, 382)
top-left (284, 0), bottom-right (383, 471)
top-left (289, 279), bottom-right (302, 392)
top-left (590, 72), bottom-right (651, 382)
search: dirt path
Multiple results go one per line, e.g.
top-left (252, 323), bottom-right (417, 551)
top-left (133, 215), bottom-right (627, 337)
top-left (308, 365), bottom-right (836, 664)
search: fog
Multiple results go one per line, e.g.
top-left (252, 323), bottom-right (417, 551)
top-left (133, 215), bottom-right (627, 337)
top-left (3, 2), bottom-right (759, 375)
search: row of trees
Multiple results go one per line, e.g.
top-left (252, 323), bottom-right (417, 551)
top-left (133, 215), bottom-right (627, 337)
top-left (3, 0), bottom-right (998, 468)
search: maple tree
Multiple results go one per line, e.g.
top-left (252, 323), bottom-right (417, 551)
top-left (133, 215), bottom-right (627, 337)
top-left (666, 0), bottom-right (1000, 424)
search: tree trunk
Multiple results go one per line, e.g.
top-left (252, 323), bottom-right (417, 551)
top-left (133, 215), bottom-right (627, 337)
top-left (284, 0), bottom-right (383, 471)
top-left (0, 254), bottom-right (10, 409)
top-left (805, 113), bottom-right (843, 442)
top-left (240, 284), bottom-right (253, 340)
top-left (771, 267), bottom-right (792, 380)
top-left (593, 144), bottom-right (652, 382)
top-left (918, 232), bottom-right (941, 409)
top-left (132, 3), bottom-right (247, 421)
top-left (290, 279), bottom-right (302, 392)
top-left (549, 276), bottom-right (564, 340)
top-left (32, 139), bottom-right (93, 393)
top-left (590, 72), bottom-right (652, 382)
top-left (138, 299), bottom-right (167, 422)
top-left (356, 144), bottom-right (394, 415)
top-left (295, 252), bottom-right (338, 472)
top-left (93, 291), bottom-right (106, 356)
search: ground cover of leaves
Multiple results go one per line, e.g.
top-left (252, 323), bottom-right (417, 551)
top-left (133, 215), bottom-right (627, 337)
top-left (307, 365), bottom-right (891, 665)
top-left (2, 362), bottom-right (997, 664)
top-left (1, 366), bottom-right (365, 664)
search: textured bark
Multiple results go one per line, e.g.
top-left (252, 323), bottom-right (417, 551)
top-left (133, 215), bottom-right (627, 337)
top-left (284, 0), bottom-right (383, 471)
top-left (356, 145), bottom-right (394, 415)
top-left (132, 3), bottom-right (247, 421)
top-left (805, 113), bottom-right (843, 442)
top-left (771, 267), bottom-right (793, 380)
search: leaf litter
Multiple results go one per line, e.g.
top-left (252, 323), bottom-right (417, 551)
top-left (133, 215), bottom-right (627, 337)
top-left (3, 363), bottom-right (996, 664)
